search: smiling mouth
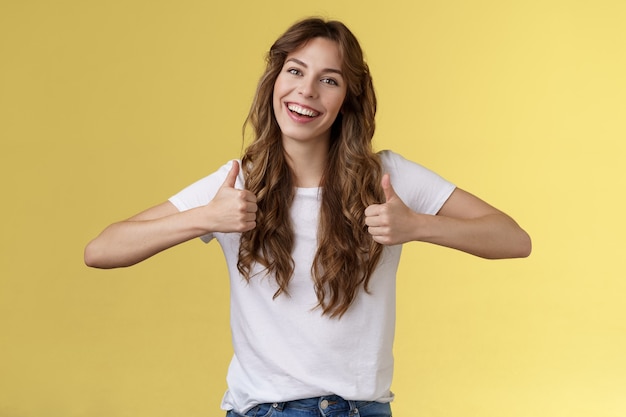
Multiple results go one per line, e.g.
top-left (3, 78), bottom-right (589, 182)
top-left (287, 103), bottom-right (320, 118)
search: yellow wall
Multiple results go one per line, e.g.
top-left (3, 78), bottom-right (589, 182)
top-left (1, 1), bottom-right (625, 416)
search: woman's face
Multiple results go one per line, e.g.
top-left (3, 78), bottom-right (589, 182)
top-left (272, 37), bottom-right (347, 149)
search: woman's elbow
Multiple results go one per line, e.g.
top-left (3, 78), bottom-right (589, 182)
top-left (484, 228), bottom-right (531, 260)
top-left (84, 241), bottom-right (100, 268)
top-left (512, 229), bottom-right (532, 258)
top-left (84, 240), bottom-right (113, 269)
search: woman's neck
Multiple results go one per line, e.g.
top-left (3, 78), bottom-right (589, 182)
top-left (283, 138), bottom-right (329, 188)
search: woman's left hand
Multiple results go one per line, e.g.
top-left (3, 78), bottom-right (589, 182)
top-left (365, 174), bottom-right (532, 258)
top-left (365, 174), bottom-right (419, 245)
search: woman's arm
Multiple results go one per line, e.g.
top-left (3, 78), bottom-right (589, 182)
top-left (365, 174), bottom-right (531, 259)
top-left (84, 161), bottom-right (257, 269)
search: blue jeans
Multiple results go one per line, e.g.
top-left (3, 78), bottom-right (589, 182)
top-left (225, 395), bottom-right (392, 417)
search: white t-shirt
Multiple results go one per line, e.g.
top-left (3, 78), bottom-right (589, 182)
top-left (169, 150), bottom-right (455, 413)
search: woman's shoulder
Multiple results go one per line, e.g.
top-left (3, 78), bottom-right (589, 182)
top-left (376, 149), bottom-right (413, 172)
top-left (375, 149), bottom-right (453, 184)
top-left (375, 149), bottom-right (456, 213)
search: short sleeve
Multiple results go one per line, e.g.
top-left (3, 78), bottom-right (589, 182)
top-left (378, 150), bottom-right (456, 215)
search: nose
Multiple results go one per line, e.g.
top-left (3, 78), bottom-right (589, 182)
top-left (298, 76), bottom-right (318, 98)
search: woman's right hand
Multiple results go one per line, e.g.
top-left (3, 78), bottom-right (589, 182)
top-left (203, 160), bottom-right (257, 233)
top-left (84, 160), bottom-right (257, 269)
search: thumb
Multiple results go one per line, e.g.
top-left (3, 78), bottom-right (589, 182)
top-left (381, 173), bottom-right (397, 203)
top-left (222, 160), bottom-right (240, 188)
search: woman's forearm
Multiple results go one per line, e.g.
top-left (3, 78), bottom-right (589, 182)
top-left (84, 202), bottom-right (208, 269)
top-left (413, 211), bottom-right (531, 259)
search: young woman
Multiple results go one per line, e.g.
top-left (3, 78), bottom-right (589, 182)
top-left (85, 18), bottom-right (531, 417)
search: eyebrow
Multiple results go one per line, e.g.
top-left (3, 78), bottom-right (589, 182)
top-left (286, 58), bottom-right (343, 76)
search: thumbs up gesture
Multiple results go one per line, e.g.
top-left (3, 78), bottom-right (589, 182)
top-left (205, 161), bottom-right (257, 233)
top-left (365, 174), bottom-right (417, 245)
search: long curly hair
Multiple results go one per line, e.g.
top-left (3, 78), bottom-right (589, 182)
top-left (237, 18), bottom-right (384, 318)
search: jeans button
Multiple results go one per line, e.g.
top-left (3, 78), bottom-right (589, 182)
top-left (320, 399), bottom-right (329, 409)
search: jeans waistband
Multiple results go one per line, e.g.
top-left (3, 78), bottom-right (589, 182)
top-left (273, 395), bottom-right (359, 413)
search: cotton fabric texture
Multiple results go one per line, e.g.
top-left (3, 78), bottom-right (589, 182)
top-left (169, 150), bottom-right (455, 414)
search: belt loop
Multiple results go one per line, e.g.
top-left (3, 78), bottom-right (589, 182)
top-left (348, 400), bottom-right (359, 416)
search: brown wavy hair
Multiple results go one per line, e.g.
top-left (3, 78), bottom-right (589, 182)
top-left (237, 18), bottom-right (384, 318)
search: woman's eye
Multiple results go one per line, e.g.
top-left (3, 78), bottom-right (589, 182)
top-left (321, 78), bottom-right (338, 86)
top-left (288, 68), bottom-right (301, 76)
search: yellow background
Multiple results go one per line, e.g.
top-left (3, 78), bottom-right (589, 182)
top-left (1, 0), bottom-right (625, 416)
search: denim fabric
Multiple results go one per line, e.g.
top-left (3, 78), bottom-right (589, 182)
top-left (226, 395), bottom-right (392, 417)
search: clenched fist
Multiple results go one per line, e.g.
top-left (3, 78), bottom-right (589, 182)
top-left (206, 161), bottom-right (257, 233)
top-left (365, 173), bottom-right (419, 245)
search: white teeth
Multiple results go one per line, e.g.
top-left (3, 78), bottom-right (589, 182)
top-left (287, 104), bottom-right (319, 117)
